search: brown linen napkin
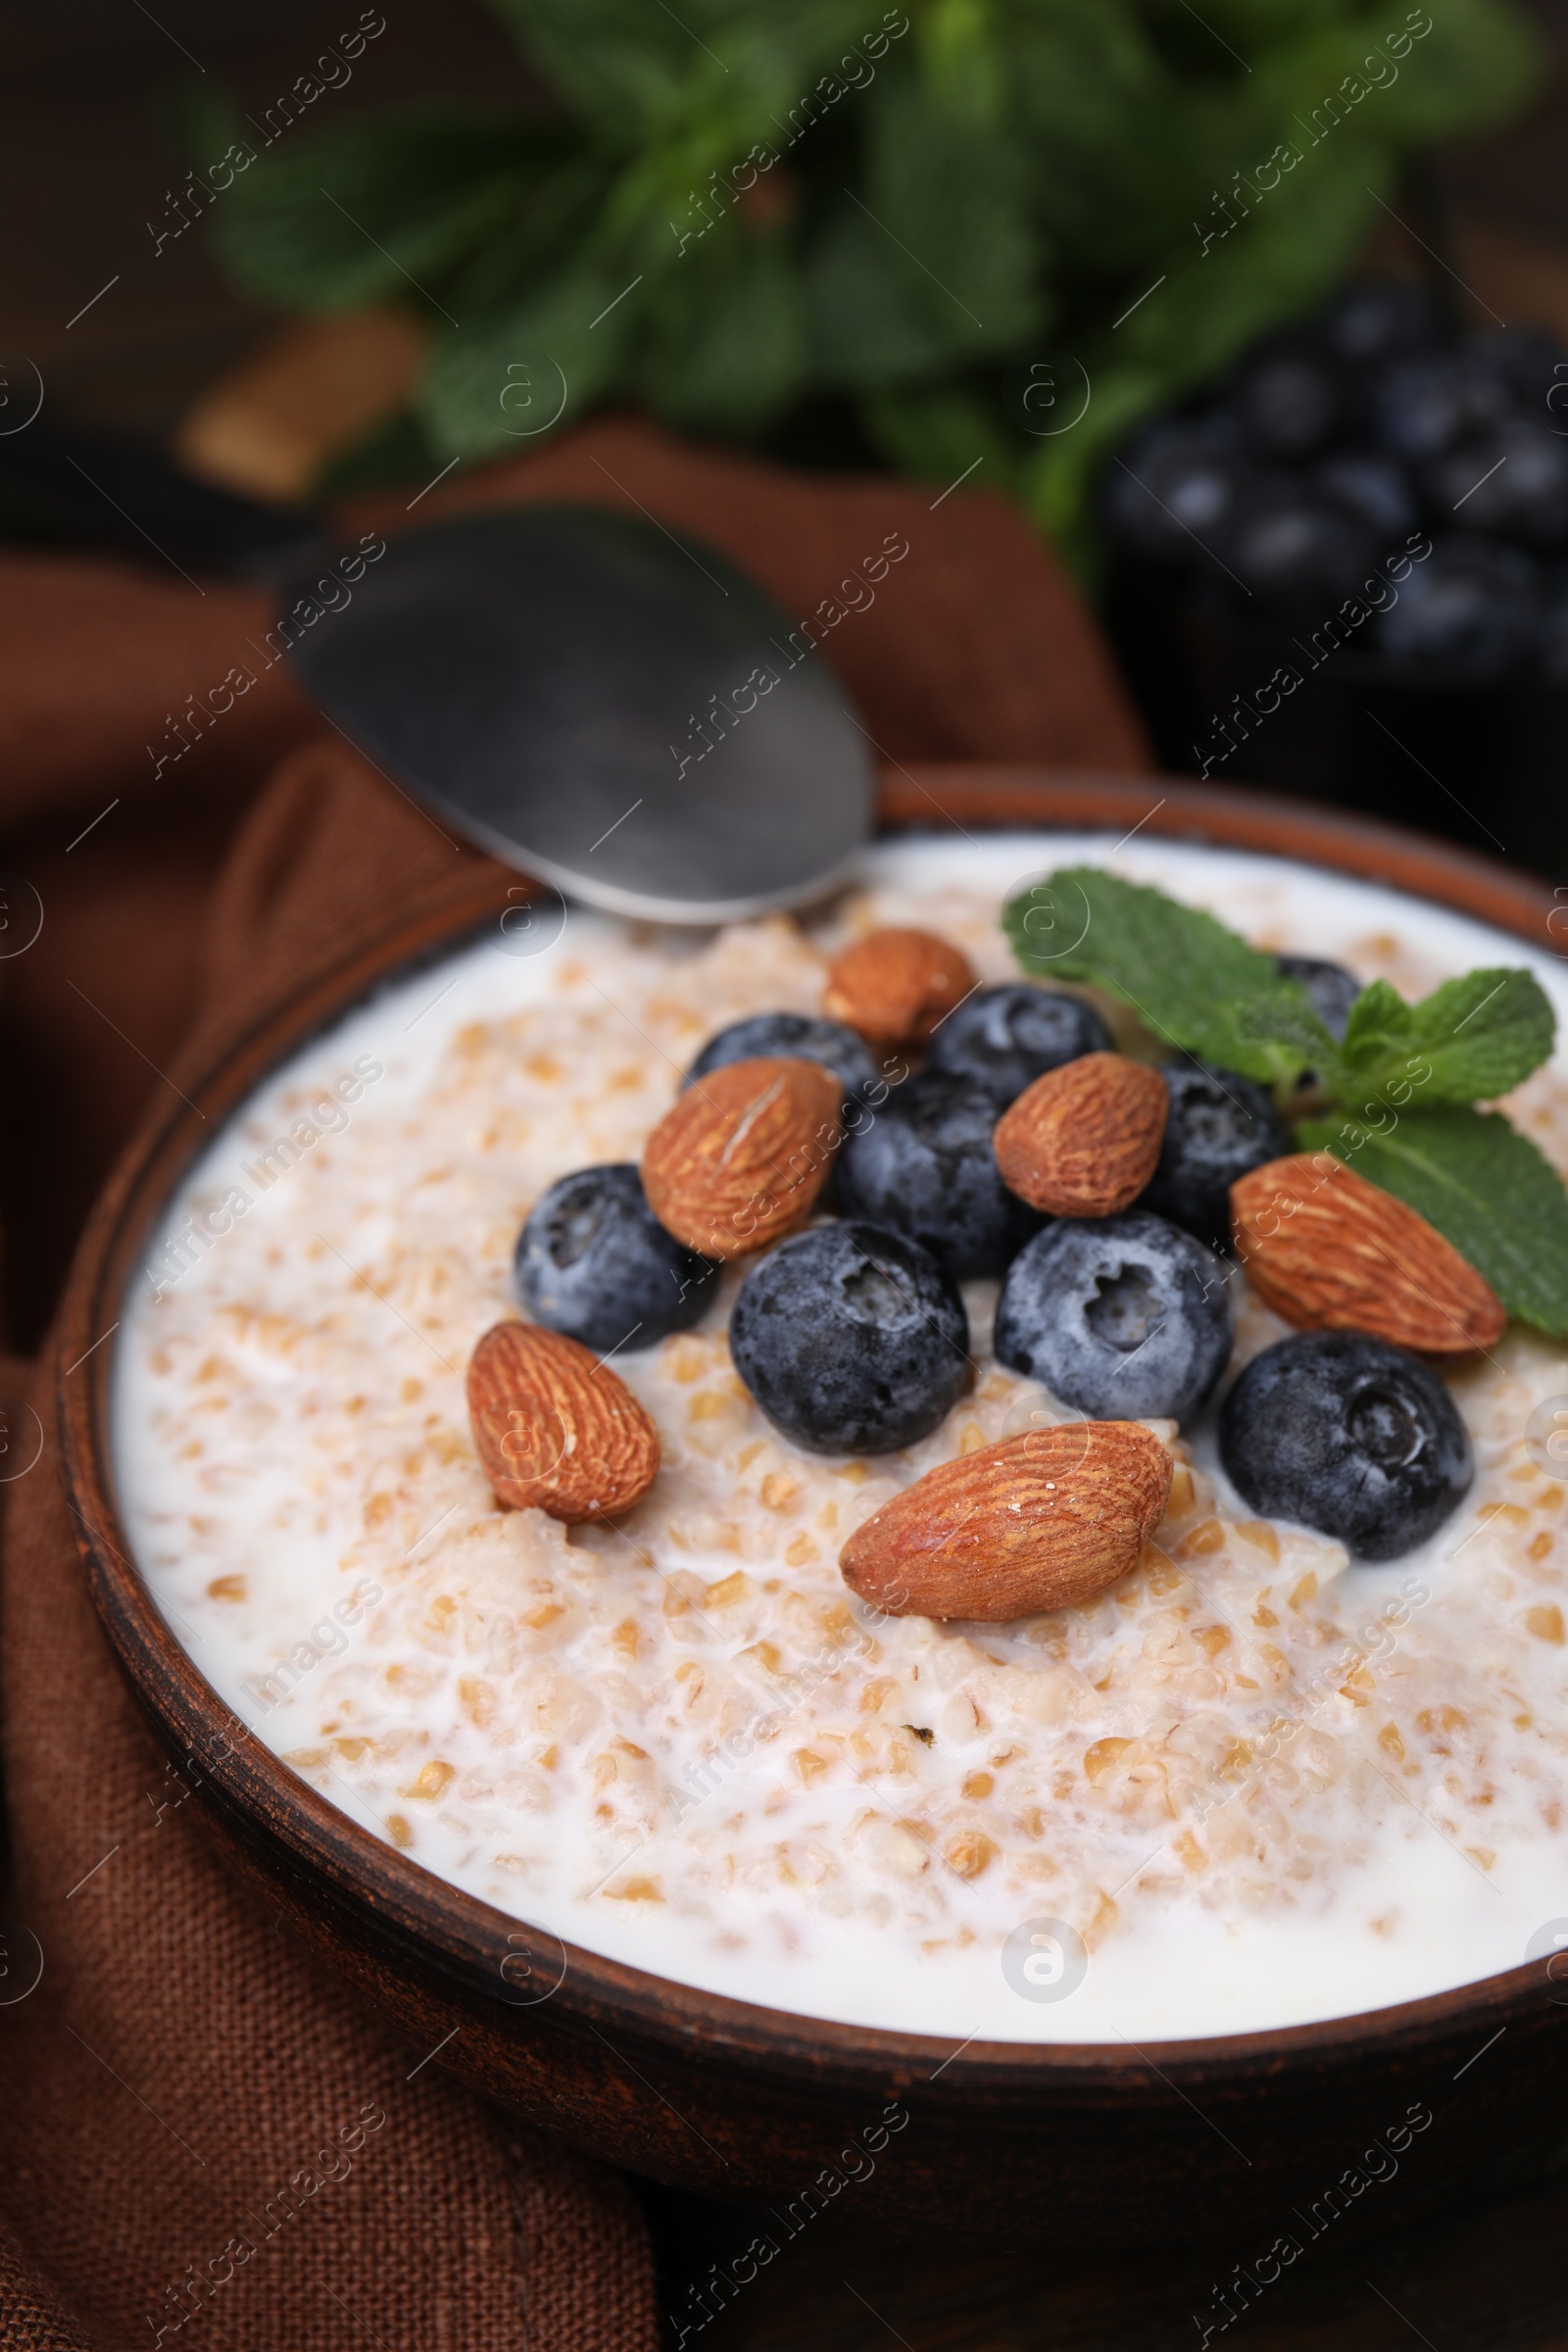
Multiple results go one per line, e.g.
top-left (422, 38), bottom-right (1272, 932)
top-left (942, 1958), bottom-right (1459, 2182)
top-left (0, 418), bottom-right (1150, 2349)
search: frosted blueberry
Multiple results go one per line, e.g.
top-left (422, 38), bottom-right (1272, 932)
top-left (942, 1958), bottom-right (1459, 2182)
top-left (923, 982), bottom-right (1110, 1107)
top-left (994, 1211), bottom-right (1232, 1425)
top-left (1141, 1062), bottom-right (1292, 1253)
top-left (729, 1222), bottom-right (969, 1454)
top-left (514, 1164), bottom-right (718, 1352)
top-left (836, 1069), bottom-right (1042, 1279)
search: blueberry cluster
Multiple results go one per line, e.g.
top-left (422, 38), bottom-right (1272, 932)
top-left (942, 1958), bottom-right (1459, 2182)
top-left (513, 999), bottom-right (1043, 1437)
top-left (515, 991), bottom-right (1245, 1446)
top-left (511, 965), bottom-right (1474, 1557)
top-left (1105, 279), bottom-right (1568, 679)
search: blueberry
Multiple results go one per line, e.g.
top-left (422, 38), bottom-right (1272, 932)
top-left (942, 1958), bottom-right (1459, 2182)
top-left (1275, 955), bottom-right (1361, 1041)
top-left (1102, 415), bottom-right (1250, 565)
top-left (685, 1013), bottom-right (887, 1110)
top-left (1140, 1064), bottom-right (1292, 1253)
top-left (1371, 534), bottom-right (1542, 679)
top-left (1221, 479), bottom-right (1376, 614)
top-left (836, 1070), bottom-right (1041, 1279)
top-left (1234, 332), bottom-right (1345, 459)
top-left (514, 1164), bottom-right (718, 1353)
top-left (728, 1222), bottom-right (969, 1454)
top-left (1323, 279), bottom-right (1446, 370)
top-left (1424, 419), bottom-right (1568, 548)
top-left (1312, 449), bottom-right (1417, 544)
top-left (1372, 350), bottom-right (1511, 462)
top-left (1469, 323), bottom-right (1568, 407)
top-left (922, 983), bottom-right (1110, 1106)
top-left (1219, 1332), bottom-right (1471, 1559)
top-left (994, 1211), bottom-right (1233, 1425)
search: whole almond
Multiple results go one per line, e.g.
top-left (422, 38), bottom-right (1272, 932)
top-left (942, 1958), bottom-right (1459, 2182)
top-left (823, 927), bottom-right (976, 1049)
top-left (1231, 1152), bottom-right (1505, 1353)
top-left (643, 1054), bottom-right (842, 1260)
top-left (840, 1420), bottom-right (1172, 1622)
top-left (467, 1320), bottom-right (659, 1523)
top-left (994, 1052), bottom-right (1167, 1217)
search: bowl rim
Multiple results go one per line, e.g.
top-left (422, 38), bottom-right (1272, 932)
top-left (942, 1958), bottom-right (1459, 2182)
top-left (58, 765), bottom-right (1567, 2093)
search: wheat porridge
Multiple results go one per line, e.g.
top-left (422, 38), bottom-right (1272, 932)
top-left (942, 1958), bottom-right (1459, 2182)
top-left (111, 834), bottom-right (1568, 2042)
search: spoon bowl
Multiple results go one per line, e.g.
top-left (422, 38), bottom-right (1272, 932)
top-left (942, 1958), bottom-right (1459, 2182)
top-left (285, 506), bottom-right (874, 923)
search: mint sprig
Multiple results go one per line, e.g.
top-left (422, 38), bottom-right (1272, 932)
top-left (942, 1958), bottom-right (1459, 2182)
top-left (1003, 865), bottom-right (1567, 1336)
top-left (1004, 867), bottom-right (1339, 1087)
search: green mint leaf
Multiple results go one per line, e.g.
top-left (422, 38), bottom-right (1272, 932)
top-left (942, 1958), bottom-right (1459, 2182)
top-left (207, 110), bottom-right (535, 310)
top-left (1335, 967), bottom-right (1554, 1107)
top-left (484, 0), bottom-right (708, 135)
top-left (1003, 865), bottom-right (1337, 1087)
top-left (858, 80), bottom-right (1039, 362)
top-left (1402, 968), bottom-right (1554, 1102)
top-left (639, 228), bottom-right (807, 436)
top-left (416, 266), bottom-right (623, 461)
top-left (807, 206), bottom-right (956, 387)
top-left (1339, 978), bottom-right (1411, 1068)
top-left (1298, 1104), bottom-right (1568, 1339)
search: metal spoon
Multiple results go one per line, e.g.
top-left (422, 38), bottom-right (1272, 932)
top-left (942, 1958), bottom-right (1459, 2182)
top-left (284, 505), bottom-right (874, 924)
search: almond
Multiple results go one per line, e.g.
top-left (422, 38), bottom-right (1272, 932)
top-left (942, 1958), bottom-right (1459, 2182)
top-left (1231, 1152), bottom-right (1505, 1353)
top-left (642, 1055), bottom-right (842, 1260)
top-left (823, 927), bottom-right (976, 1049)
top-left (994, 1052), bottom-right (1167, 1217)
top-left (839, 1420), bottom-right (1172, 1622)
top-left (467, 1321), bottom-right (659, 1523)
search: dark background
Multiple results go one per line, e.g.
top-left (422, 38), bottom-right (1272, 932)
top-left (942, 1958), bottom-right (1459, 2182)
top-left (4, 0), bottom-right (1567, 441)
top-left (3, 0), bottom-right (530, 438)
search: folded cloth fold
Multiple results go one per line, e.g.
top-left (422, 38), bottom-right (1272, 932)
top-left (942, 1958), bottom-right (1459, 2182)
top-left (0, 415), bottom-right (1149, 2347)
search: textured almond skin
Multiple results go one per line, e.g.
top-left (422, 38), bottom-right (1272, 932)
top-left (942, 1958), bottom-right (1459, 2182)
top-left (1231, 1152), bottom-right (1505, 1353)
top-left (467, 1321), bottom-right (659, 1523)
top-left (642, 1055), bottom-right (842, 1260)
top-left (822, 927), bottom-right (976, 1048)
top-left (994, 1052), bottom-right (1167, 1217)
top-left (840, 1421), bottom-right (1172, 1621)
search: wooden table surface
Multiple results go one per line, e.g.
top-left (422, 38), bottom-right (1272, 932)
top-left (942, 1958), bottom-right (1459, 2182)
top-left (643, 2159), bottom-right (1568, 2349)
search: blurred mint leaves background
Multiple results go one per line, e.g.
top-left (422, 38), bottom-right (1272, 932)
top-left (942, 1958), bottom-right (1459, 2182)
top-left (186, 0), bottom-right (1538, 563)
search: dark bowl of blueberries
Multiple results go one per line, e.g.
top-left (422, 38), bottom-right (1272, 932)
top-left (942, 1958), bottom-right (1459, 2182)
top-left (1103, 276), bottom-right (1568, 871)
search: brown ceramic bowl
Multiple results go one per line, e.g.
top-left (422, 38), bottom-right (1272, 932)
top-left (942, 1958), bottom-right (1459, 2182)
top-left (58, 770), bottom-right (1568, 2248)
